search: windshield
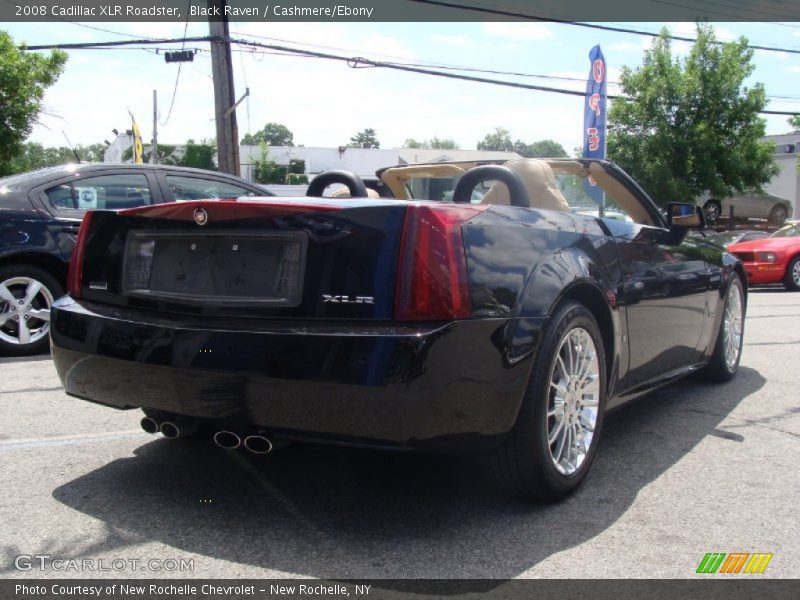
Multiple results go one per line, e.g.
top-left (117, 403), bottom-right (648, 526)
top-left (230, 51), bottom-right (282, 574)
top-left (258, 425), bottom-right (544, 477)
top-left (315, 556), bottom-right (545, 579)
top-left (770, 224), bottom-right (800, 238)
top-left (709, 232), bottom-right (743, 246)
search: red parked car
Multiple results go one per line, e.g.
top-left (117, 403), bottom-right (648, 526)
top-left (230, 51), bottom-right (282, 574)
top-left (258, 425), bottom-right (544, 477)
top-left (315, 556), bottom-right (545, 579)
top-left (728, 221), bottom-right (800, 290)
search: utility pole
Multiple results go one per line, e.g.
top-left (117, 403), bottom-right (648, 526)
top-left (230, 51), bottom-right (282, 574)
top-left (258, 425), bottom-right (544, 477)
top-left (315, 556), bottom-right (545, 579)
top-left (151, 89), bottom-right (158, 164)
top-left (208, 0), bottom-right (240, 176)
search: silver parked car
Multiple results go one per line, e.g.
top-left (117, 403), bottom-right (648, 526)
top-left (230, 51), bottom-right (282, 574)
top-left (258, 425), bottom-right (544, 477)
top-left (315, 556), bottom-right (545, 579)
top-left (701, 191), bottom-right (793, 225)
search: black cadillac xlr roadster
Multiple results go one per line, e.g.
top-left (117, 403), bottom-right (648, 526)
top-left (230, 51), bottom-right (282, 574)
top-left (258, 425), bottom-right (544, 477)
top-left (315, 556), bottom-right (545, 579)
top-left (50, 159), bottom-right (746, 501)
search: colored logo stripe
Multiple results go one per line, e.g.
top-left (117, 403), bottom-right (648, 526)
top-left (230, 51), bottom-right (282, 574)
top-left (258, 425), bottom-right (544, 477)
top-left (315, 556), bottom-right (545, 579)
top-left (744, 553), bottom-right (773, 574)
top-left (697, 552), bottom-right (773, 574)
top-left (719, 553), bottom-right (749, 573)
top-left (697, 553), bottom-right (726, 573)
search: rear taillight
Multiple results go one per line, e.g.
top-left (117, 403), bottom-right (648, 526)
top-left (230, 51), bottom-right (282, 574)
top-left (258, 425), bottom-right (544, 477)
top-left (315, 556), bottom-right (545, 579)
top-left (394, 204), bottom-right (487, 321)
top-left (67, 211), bottom-right (94, 299)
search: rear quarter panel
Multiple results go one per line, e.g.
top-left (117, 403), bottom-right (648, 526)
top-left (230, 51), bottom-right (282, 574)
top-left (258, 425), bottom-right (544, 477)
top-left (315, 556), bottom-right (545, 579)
top-left (462, 206), bottom-right (624, 394)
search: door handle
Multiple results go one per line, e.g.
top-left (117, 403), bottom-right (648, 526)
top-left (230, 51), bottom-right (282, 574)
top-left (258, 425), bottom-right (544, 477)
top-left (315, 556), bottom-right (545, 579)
top-left (57, 225), bottom-right (80, 235)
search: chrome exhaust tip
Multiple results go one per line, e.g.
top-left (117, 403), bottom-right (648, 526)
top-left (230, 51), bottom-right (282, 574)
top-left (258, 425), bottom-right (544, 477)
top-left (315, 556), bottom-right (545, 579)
top-left (140, 417), bottom-right (160, 434)
top-left (160, 419), bottom-right (199, 440)
top-left (213, 430), bottom-right (242, 450)
top-left (243, 435), bottom-right (273, 455)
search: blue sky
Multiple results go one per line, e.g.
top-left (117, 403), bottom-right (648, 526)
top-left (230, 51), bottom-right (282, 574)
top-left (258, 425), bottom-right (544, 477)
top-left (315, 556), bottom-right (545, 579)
top-left (4, 20), bottom-right (800, 153)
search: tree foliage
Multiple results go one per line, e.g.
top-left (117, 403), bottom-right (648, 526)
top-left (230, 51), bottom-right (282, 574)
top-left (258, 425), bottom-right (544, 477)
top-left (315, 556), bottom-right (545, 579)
top-left (520, 139), bottom-right (567, 158)
top-left (608, 24), bottom-right (778, 206)
top-left (121, 139), bottom-right (216, 170)
top-left (250, 143), bottom-right (308, 185)
top-left (477, 128), bottom-right (566, 158)
top-left (180, 139), bottom-right (216, 170)
top-left (241, 122), bottom-right (294, 147)
top-left (403, 137), bottom-right (460, 150)
top-left (349, 128), bottom-right (380, 149)
top-left (0, 31), bottom-right (67, 175)
top-left (8, 142), bottom-right (105, 172)
top-left (477, 127), bottom-right (514, 152)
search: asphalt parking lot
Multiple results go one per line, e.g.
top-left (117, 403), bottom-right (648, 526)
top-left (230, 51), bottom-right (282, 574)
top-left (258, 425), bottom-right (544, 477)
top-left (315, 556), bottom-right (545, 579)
top-left (1, 288), bottom-right (798, 580)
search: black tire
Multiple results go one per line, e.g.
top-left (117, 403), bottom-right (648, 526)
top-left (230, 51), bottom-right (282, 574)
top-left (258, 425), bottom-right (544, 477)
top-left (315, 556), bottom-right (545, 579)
top-left (768, 204), bottom-right (788, 226)
top-left (783, 255), bottom-right (800, 291)
top-left (0, 264), bottom-right (64, 356)
top-left (700, 273), bottom-right (745, 382)
top-left (703, 199), bottom-right (722, 223)
top-left (481, 301), bottom-right (607, 501)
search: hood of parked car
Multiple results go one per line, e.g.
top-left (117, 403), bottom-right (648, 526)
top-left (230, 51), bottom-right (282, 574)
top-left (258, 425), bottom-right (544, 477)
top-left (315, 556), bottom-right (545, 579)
top-left (728, 237), bottom-right (800, 252)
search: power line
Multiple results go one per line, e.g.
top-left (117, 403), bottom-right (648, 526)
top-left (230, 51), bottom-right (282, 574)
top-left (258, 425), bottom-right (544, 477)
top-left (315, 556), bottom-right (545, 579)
top-left (229, 37), bottom-right (800, 115)
top-left (408, 0), bottom-right (800, 56)
top-left (21, 35), bottom-right (800, 115)
top-left (651, 0), bottom-right (800, 24)
top-left (159, 0), bottom-right (192, 127)
top-left (24, 37), bottom-right (211, 51)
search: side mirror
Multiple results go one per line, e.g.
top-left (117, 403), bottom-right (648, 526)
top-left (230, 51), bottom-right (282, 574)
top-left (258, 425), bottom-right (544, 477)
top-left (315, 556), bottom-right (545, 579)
top-left (666, 202), bottom-right (705, 229)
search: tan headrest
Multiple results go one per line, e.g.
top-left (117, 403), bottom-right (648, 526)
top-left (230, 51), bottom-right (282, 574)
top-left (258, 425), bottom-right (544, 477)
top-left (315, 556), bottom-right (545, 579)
top-left (481, 159), bottom-right (570, 212)
top-left (330, 187), bottom-right (380, 199)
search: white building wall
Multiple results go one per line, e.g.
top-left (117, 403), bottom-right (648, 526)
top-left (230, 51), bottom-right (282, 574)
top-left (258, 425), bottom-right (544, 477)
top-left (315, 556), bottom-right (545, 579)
top-left (240, 146), bottom-right (399, 181)
top-left (239, 146), bottom-right (523, 182)
top-left (764, 153), bottom-right (800, 219)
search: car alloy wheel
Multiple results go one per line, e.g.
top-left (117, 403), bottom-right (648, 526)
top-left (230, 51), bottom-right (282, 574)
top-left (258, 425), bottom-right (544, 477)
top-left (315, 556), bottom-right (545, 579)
top-left (792, 259), bottom-right (800, 288)
top-left (547, 326), bottom-right (600, 476)
top-left (722, 281), bottom-right (743, 371)
top-left (769, 205), bottom-right (787, 225)
top-left (703, 200), bottom-right (721, 222)
top-left (0, 276), bottom-right (54, 346)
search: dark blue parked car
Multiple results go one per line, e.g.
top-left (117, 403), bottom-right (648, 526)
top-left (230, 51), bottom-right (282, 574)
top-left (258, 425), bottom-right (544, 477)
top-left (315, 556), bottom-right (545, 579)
top-left (0, 163), bottom-right (267, 355)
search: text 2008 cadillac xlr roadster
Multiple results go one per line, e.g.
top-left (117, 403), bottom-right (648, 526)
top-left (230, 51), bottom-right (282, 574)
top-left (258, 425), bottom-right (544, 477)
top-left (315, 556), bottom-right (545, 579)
top-left (50, 159), bottom-right (746, 501)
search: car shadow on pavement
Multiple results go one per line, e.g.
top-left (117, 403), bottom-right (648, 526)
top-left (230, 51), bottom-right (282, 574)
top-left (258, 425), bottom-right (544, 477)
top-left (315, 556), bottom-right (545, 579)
top-left (50, 366), bottom-right (765, 581)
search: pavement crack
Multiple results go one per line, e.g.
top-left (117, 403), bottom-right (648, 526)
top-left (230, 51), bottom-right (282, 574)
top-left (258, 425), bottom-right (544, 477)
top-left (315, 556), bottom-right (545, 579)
top-left (0, 386), bottom-right (65, 395)
top-left (677, 408), bottom-right (800, 440)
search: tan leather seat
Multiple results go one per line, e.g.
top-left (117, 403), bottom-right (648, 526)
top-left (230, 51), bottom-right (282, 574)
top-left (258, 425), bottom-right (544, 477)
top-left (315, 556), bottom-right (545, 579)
top-left (330, 187), bottom-right (380, 199)
top-left (480, 159), bottom-right (570, 212)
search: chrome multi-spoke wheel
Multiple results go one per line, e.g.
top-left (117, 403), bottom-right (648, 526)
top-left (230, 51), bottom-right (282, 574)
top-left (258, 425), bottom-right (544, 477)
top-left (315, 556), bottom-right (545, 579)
top-left (0, 276), bottom-right (54, 347)
top-left (701, 273), bottom-right (745, 382)
top-left (703, 200), bottom-right (721, 222)
top-left (481, 301), bottom-right (606, 500)
top-left (547, 327), bottom-right (600, 476)
top-left (769, 204), bottom-right (787, 226)
top-left (792, 259), bottom-right (800, 288)
top-left (722, 281), bottom-right (743, 371)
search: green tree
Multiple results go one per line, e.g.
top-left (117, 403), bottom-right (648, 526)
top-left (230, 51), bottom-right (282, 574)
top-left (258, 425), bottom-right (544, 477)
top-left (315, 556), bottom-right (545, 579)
top-left (518, 139), bottom-right (568, 158)
top-left (8, 142), bottom-right (107, 172)
top-left (403, 136), bottom-right (460, 150)
top-left (0, 31), bottom-right (68, 175)
top-left (180, 139), bottom-right (215, 170)
top-left (788, 115), bottom-right (800, 173)
top-left (403, 138), bottom-right (424, 149)
top-left (251, 142), bottom-right (289, 184)
top-left (428, 136), bottom-right (459, 150)
top-left (608, 24), bottom-right (778, 206)
top-left (477, 127), bottom-right (514, 152)
top-left (241, 123), bottom-right (294, 147)
top-left (348, 128), bottom-right (380, 149)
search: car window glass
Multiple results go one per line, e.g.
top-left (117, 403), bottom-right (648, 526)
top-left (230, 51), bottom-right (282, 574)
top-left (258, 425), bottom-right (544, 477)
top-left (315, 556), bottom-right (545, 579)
top-left (45, 174), bottom-right (153, 212)
top-left (770, 224), bottom-right (799, 238)
top-left (166, 175), bottom-right (257, 201)
top-left (45, 184), bottom-right (76, 209)
top-left (551, 170), bottom-right (638, 224)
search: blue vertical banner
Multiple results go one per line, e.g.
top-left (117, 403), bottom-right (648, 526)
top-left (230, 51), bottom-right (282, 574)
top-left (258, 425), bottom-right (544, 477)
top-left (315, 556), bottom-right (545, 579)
top-left (582, 44), bottom-right (607, 205)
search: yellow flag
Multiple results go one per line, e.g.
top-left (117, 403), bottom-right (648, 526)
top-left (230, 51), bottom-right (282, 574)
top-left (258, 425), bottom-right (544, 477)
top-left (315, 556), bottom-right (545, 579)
top-left (131, 116), bottom-right (144, 164)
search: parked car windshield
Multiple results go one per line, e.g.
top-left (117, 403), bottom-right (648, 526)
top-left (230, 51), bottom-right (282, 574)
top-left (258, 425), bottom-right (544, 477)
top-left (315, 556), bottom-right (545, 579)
top-left (770, 224), bottom-right (800, 238)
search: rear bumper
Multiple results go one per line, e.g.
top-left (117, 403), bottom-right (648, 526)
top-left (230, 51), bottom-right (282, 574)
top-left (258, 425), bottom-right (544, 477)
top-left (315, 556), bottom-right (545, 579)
top-left (740, 261), bottom-right (784, 284)
top-left (50, 298), bottom-right (539, 451)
